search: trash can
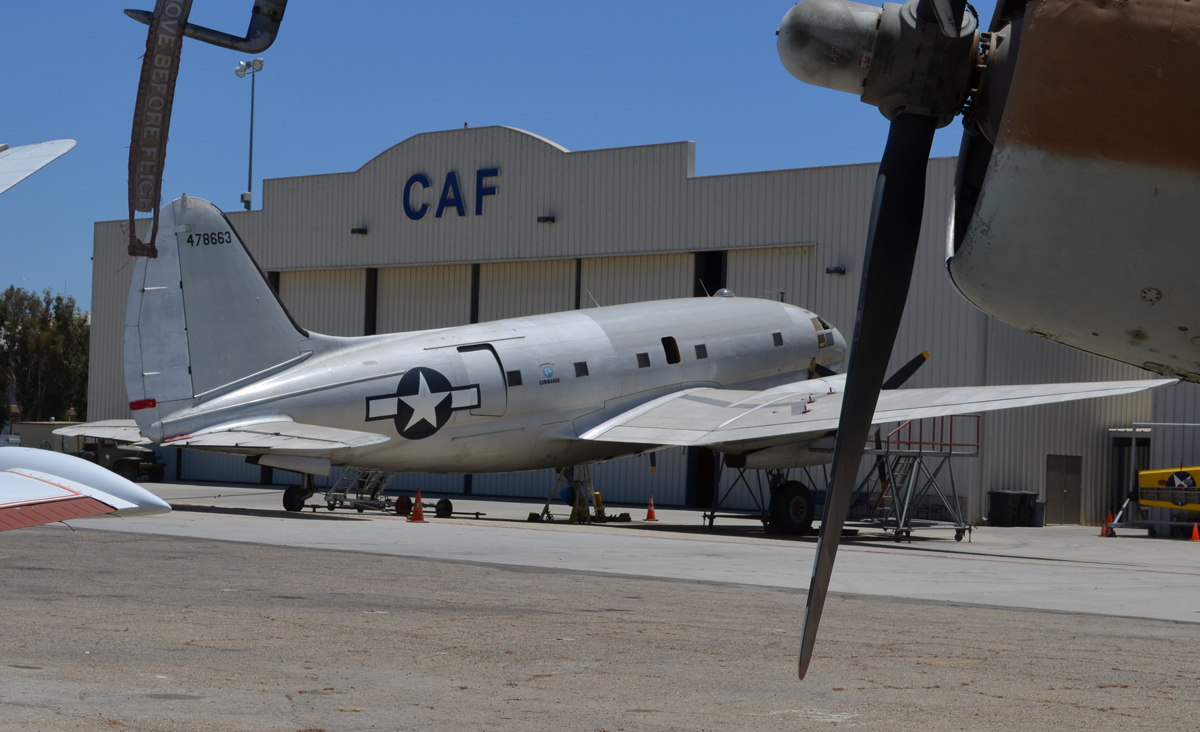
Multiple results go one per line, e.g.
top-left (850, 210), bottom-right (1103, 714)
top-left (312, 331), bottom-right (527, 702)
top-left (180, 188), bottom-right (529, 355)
top-left (1017, 492), bottom-right (1037, 527)
top-left (988, 490), bottom-right (1020, 527)
top-left (1031, 499), bottom-right (1046, 528)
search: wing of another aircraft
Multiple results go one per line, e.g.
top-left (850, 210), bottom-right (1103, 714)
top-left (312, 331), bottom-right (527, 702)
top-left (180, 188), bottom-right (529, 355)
top-left (0, 468), bottom-right (135, 531)
top-left (0, 140), bottom-right (76, 196)
top-left (162, 419), bottom-right (391, 451)
top-left (0, 448), bottom-right (171, 532)
top-left (579, 377), bottom-right (1176, 448)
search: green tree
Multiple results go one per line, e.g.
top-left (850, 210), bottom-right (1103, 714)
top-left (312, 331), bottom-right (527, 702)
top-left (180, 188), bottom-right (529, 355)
top-left (0, 287), bottom-right (90, 429)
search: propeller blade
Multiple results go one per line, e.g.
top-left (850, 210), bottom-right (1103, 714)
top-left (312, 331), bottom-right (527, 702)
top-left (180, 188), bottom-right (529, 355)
top-left (924, 0), bottom-right (968, 37)
top-left (881, 351), bottom-right (930, 390)
top-left (798, 113), bottom-right (937, 680)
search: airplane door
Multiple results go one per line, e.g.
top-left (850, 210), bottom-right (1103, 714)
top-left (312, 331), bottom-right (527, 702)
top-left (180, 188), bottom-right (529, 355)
top-left (456, 346), bottom-right (508, 416)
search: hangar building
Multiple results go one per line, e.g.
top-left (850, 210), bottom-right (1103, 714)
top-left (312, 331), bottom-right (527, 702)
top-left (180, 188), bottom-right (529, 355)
top-left (88, 126), bottom-right (1174, 525)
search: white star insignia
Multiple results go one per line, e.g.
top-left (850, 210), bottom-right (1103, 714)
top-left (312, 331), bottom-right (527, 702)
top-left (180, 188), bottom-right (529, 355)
top-left (400, 373), bottom-right (446, 431)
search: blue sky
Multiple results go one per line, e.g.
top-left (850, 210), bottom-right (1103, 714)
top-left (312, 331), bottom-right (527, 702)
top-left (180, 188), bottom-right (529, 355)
top-left (0, 0), bottom-right (995, 307)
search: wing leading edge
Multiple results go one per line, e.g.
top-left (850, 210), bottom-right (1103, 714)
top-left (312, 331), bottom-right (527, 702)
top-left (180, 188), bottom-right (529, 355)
top-left (579, 377), bottom-right (1176, 448)
top-left (0, 448), bottom-right (171, 532)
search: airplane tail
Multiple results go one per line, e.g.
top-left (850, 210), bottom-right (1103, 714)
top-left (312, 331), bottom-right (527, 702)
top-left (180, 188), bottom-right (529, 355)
top-left (124, 196), bottom-right (310, 439)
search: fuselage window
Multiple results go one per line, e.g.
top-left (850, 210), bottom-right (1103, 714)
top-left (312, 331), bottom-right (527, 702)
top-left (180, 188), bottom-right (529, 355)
top-left (661, 336), bottom-right (681, 365)
top-left (507, 370), bottom-right (523, 387)
top-left (574, 361), bottom-right (589, 377)
top-left (695, 343), bottom-right (708, 359)
top-left (772, 331), bottom-right (784, 347)
top-left (636, 352), bottom-right (651, 368)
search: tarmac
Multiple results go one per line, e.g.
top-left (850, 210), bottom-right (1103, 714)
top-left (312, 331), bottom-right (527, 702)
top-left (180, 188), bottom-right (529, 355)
top-left (2, 482), bottom-right (1198, 731)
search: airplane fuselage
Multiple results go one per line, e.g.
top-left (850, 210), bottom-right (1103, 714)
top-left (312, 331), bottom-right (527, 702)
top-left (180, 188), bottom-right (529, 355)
top-left (153, 296), bottom-right (845, 473)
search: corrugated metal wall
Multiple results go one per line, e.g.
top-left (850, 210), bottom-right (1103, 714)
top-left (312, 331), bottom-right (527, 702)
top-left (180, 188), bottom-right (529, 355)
top-left (377, 264), bottom-right (473, 333)
top-left (277, 269), bottom-right (366, 337)
top-left (979, 319), bottom-right (1152, 524)
top-left (579, 254), bottom-right (693, 307)
top-left (726, 246), bottom-right (815, 308)
top-left (87, 130), bottom-right (1168, 523)
top-left (478, 260), bottom-right (574, 321)
top-left (87, 219), bottom-right (146, 421)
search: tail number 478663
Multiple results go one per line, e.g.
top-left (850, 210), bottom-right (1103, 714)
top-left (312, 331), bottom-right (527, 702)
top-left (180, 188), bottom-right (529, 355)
top-left (187, 232), bottom-right (232, 246)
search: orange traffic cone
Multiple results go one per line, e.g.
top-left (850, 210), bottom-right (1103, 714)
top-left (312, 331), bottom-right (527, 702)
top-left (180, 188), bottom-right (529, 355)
top-left (1191, 523), bottom-right (1198, 542)
top-left (645, 495), bottom-right (658, 522)
top-left (1101, 510), bottom-right (1112, 537)
top-left (408, 488), bottom-right (428, 523)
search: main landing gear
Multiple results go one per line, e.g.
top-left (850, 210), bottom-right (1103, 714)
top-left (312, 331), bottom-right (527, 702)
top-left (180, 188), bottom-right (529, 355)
top-left (282, 474), bottom-right (316, 512)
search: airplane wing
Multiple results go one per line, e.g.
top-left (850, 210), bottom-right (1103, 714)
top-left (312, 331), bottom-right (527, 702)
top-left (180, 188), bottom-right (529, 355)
top-left (0, 468), bottom-right (135, 531)
top-left (579, 377), bottom-right (1175, 448)
top-left (0, 448), bottom-right (171, 532)
top-left (163, 419), bottom-right (391, 451)
top-left (0, 140), bottom-right (76, 196)
top-left (54, 419), bottom-right (149, 444)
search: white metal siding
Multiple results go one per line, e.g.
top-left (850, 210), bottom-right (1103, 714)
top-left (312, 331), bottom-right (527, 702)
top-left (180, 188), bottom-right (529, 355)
top-left (376, 264), bottom-right (472, 333)
top-left (579, 254), bottom-right (693, 307)
top-left (478, 260), bottom-right (574, 322)
top-left (726, 246), bottom-right (816, 308)
top-left (278, 269), bottom-right (366, 337)
top-left (88, 219), bottom-right (147, 420)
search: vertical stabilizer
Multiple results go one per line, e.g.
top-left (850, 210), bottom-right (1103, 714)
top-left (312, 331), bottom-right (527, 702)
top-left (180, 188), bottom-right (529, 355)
top-left (125, 196), bottom-right (308, 435)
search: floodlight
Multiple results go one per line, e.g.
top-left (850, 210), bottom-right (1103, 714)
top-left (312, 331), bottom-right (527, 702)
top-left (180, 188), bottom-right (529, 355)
top-left (235, 62), bottom-right (247, 78)
top-left (252, 58), bottom-right (264, 72)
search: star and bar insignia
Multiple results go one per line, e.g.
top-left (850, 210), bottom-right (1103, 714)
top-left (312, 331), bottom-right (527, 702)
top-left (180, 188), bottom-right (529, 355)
top-left (365, 367), bottom-right (480, 440)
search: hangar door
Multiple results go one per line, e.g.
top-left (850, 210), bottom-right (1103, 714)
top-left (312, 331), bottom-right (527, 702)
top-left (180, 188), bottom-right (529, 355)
top-left (377, 264), bottom-right (473, 333)
top-left (579, 254), bottom-right (693, 306)
top-left (478, 260), bottom-right (574, 322)
top-left (277, 269), bottom-right (366, 336)
top-left (1045, 454), bottom-right (1082, 524)
top-left (725, 245), bottom-right (816, 308)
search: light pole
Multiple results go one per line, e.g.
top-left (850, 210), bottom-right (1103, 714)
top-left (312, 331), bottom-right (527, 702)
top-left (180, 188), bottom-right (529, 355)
top-left (235, 58), bottom-right (264, 210)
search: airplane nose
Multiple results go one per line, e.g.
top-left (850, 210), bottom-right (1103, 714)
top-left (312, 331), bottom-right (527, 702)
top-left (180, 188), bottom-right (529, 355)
top-left (828, 328), bottom-right (848, 369)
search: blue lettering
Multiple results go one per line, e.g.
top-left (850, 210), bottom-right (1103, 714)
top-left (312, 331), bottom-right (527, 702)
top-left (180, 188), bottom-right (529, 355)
top-left (436, 171), bottom-right (466, 218)
top-left (403, 174), bottom-right (430, 220)
top-left (475, 168), bottom-right (499, 215)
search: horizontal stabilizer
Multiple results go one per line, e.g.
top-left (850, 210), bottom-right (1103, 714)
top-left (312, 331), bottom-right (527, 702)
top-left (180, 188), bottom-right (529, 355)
top-left (580, 378), bottom-right (1176, 447)
top-left (54, 420), bottom-right (148, 444)
top-left (164, 419), bottom-right (390, 451)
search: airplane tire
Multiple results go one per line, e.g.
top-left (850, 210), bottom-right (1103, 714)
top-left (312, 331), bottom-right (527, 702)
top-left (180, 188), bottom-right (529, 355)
top-left (394, 496), bottom-right (413, 516)
top-left (768, 480), bottom-right (814, 536)
top-left (282, 486), bottom-right (305, 512)
top-left (435, 498), bottom-right (453, 518)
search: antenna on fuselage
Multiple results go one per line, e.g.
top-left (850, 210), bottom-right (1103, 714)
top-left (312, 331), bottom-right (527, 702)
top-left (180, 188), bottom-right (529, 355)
top-left (586, 289), bottom-right (601, 308)
top-left (697, 280), bottom-right (711, 297)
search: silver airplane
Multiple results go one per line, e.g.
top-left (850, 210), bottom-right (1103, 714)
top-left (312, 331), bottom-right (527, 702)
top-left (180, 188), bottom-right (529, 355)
top-left (61, 195), bottom-right (1171, 522)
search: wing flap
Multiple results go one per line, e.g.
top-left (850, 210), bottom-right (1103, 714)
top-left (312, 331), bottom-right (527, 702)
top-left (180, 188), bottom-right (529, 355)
top-left (581, 378), bottom-right (1175, 447)
top-left (164, 420), bottom-right (390, 451)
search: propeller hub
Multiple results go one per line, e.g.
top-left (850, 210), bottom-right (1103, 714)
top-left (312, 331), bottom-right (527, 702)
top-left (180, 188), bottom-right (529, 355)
top-left (778, 0), bottom-right (979, 127)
